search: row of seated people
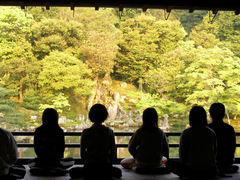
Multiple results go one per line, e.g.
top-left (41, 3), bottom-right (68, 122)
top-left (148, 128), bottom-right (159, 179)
top-left (0, 103), bottom-right (239, 179)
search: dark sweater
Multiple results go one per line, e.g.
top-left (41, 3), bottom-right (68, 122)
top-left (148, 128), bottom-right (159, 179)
top-left (208, 121), bottom-right (236, 166)
top-left (34, 125), bottom-right (65, 167)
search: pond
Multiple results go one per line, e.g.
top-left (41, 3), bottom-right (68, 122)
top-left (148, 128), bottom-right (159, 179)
top-left (14, 118), bottom-right (240, 159)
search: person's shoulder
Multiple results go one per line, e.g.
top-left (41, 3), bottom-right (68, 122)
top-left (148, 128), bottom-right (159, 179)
top-left (210, 121), bottom-right (235, 131)
top-left (34, 125), bottom-right (44, 133)
top-left (223, 122), bottom-right (234, 129)
top-left (0, 128), bottom-right (15, 141)
top-left (82, 127), bottom-right (90, 134)
top-left (158, 127), bottom-right (165, 133)
top-left (0, 127), bottom-right (11, 136)
top-left (135, 128), bottom-right (142, 133)
top-left (182, 127), bottom-right (191, 134)
top-left (103, 125), bottom-right (114, 134)
top-left (35, 125), bottom-right (43, 131)
top-left (57, 126), bottom-right (64, 133)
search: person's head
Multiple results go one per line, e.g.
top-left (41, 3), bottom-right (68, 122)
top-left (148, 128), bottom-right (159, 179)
top-left (142, 108), bottom-right (158, 130)
top-left (189, 106), bottom-right (207, 127)
top-left (42, 108), bottom-right (59, 128)
top-left (209, 103), bottom-right (225, 121)
top-left (89, 104), bottom-right (108, 123)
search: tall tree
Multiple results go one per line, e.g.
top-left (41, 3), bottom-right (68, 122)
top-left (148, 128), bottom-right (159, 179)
top-left (114, 14), bottom-right (186, 90)
top-left (30, 18), bottom-right (85, 60)
top-left (0, 7), bottom-right (35, 102)
top-left (38, 51), bottom-right (93, 101)
top-left (57, 8), bottom-right (121, 80)
top-left (0, 40), bottom-right (37, 102)
top-left (177, 46), bottom-right (240, 112)
top-left (188, 15), bottom-right (220, 48)
top-left (216, 12), bottom-right (240, 57)
top-left (144, 41), bottom-right (195, 96)
top-left (172, 10), bottom-right (207, 34)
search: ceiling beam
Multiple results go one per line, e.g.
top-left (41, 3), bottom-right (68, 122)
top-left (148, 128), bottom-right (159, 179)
top-left (0, 0), bottom-right (239, 12)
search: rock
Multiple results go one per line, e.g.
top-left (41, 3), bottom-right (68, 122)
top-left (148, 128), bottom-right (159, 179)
top-left (59, 116), bottom-right (67, 123)
top-left (120, 82), bottom-right (127, 88)
top-left (129, 99), bottom-right (137, 103)
top-left (30, 116), bottom-right (37, 121)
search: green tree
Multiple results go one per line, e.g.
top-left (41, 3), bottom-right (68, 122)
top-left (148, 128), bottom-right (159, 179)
top-left (0, 87), bottom-right (15, 113)
top-left (30, 18), bottom-right (85, 60)
top-left (114, 14), bottom-right (186, 90)
top-left (216, 12), bottom-right (240, 57)
top-left (27, 6), bottom-right (60, 22)
top-left (68, 8), bottom-right (121, 79)
top-left (134, 92), bottom-right (187, 116)
top-left (0, 40), bottom-right (37, 102)
top-left (188, 15), bottom-right (220, 48)
top-left (0, 86), bottom-right (25, 127)
top-left (114, 14), bottom-right (159, 89)
top-left (144, 41), bottom-right (195, 96)
top-left (38, 51), bottom-right (93, 100)
top-left (0, 7), bottom-right (33, 42)
top-left (172, 10), bottom-right (207, 34)
top-left (177, 46), bottom-right (240, 112)
top-left (0, 7), bottom-right (36, 102)
top-left (39, 93), bottom-right (70, 113)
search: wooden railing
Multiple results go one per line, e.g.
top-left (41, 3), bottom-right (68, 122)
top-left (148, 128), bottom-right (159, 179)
top-left (13, 132), bottom-right (240, 164)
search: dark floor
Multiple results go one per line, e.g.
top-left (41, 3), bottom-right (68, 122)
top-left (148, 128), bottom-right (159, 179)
top-left (22, 164), bottom-right (240, 180)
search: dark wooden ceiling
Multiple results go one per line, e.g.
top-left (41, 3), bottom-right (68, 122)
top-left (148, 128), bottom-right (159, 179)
top-left (0, 0), bottom-right (239, 14)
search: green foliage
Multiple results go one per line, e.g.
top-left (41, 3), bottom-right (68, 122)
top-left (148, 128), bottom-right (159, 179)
top-left (38, 51), bottom-right (93, 98)
top-left (3, 113), bottom-right (25, 125)
top-left (73, 8), bottom-right (121, 77)
top-left (26, 7), bottom-right (60, 22)
top-left (0, 87), bottom-right (26, 127)
top-left (20, 89), bottom-right (40, 110)
top-left (0, 7), bottom-right (33, 42)
top-left (177, 46), bottom-right (240, 110)
top-left (0, 87), bottom-right (15, 113)
top-left (216, 12), bottom-right (240, 57)
top-left (0, 7), bottom-right (240, 125)
top-left (173, 10), bottom-right (207, 34)
top-left (114, 14), bottom-right (186, 88)
top-left (188, 15), bottom-right (220, 48)
top-left (30, 18), bottom-right (85, 60)
top-left (135, 93), bottom-right (187, 116)
top-left (39, 93), bottom-right (70, 113)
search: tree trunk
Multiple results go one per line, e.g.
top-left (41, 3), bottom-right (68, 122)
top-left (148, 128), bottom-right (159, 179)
top-left (19, 77), bottom-right (23, 102)
top-left (226, 111), bottom-right (231, 124)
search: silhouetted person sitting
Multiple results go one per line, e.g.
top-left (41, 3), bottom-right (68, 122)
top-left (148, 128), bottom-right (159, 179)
top-left (208, 103), bottom-right (239, 173)
top-left (121, 108), bottom-right (169, 174)
top-left (166, 106), bottom-right (217, 178)
top-left (69, 104), bottom-right (122, 179)
top-left (29, 108), bottom-right (74, 176)
top-left (0, 127), bottom-right (26, 179)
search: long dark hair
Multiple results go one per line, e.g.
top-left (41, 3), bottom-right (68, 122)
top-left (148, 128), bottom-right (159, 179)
top-left (141, 108), bottom-right (158, 131)
top-left (189, 106), bottom-right (207, 127)
top-left (42, 108), bottom-right (60, 129)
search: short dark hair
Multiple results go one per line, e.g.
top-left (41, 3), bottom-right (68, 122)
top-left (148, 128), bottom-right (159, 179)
top-left (89, 104), bottom-right (108, 123)
top-left (189, 106), bottom-right (207, 127)
top-left (42, 108), bottom-right (59, 127)
top-left (209, 103), bottom-right (225, 121)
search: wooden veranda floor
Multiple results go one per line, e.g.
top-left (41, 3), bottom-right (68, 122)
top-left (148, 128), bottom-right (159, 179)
top-left (22, 164), bottom-right (240, 180)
